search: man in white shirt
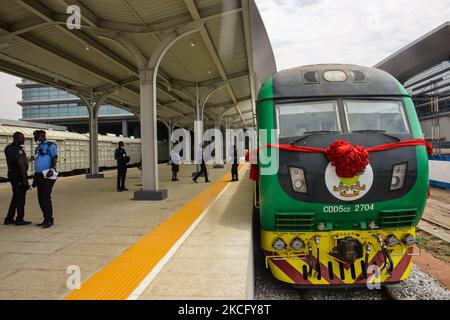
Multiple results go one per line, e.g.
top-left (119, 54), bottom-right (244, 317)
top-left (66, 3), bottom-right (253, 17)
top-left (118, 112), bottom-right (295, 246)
top-left (170, 149), bottom-right (181, 181)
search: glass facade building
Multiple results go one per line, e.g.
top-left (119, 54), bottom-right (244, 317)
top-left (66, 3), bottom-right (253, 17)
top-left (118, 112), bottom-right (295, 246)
top-left (17, 80), bottom-right (140, 137)
top-left (404, 60), bottom-right (450, 149)
top-left (405, 60), bottom-right (450, 119)
top-left (20, 83), bottom-right (131, 119)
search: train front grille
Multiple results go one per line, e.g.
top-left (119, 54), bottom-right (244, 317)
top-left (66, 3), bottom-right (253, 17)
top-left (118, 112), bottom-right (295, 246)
top-left (275, 213), bottom-right (315, 231)
top-left (378, 209), bottom-right (417, 228)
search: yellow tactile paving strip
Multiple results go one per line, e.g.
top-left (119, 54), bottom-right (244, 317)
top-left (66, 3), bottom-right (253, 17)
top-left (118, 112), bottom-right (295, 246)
top-left (65, 165), bottom-right (246, 300)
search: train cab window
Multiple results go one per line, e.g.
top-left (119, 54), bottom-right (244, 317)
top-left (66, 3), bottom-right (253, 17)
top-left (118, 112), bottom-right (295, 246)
top-left (277, 101), bottom-right (341, 137)
top-left (344, 100), bottom-right (410, 133)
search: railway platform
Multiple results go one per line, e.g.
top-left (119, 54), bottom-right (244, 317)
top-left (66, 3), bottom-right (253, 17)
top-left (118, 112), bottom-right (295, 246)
top-left (0, 164), bottom-right (253, 300)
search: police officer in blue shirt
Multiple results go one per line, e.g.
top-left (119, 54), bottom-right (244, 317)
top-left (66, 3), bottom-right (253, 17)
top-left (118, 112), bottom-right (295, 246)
top-left (32, 130), bottom-right (58, 228)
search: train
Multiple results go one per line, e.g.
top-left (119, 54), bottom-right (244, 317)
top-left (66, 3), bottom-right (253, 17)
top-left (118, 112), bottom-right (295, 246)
top-left (0, 123), bottom-right (169, 179)
top-left (253, 64), bottom-right (430, 286)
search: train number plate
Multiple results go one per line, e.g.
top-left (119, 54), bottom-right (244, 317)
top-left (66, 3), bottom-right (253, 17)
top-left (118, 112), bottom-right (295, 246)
top-left (323, 204), bottom-right (375, 213)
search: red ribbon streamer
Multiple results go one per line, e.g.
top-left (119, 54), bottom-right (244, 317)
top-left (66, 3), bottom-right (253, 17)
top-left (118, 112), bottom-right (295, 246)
top-left (249, 139), bottom-right (432, 181)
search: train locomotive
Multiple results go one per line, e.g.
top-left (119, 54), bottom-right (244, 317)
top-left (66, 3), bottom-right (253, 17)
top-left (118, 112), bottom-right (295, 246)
top-left (253, 64), bottom-right (430, 286)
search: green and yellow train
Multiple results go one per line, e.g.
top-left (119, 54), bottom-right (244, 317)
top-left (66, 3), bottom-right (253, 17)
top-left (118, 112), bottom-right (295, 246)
top-left (254, 64), bottom-right (429, 286)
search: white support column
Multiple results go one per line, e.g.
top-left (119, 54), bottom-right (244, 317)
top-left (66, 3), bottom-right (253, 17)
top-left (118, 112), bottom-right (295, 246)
top-left (79, 93), bottom-right (105, 179)
top-left (213, 114), bottom-right (225, 169)
top-left (87, 106), bottom-right (103, 178)
top-left (168, 120), bottom-right (174, 159)
top-left (192, 83), bottom-right (203, 176)
top-left (113, 26), bottom-right (199, 200)
top-left (134, 68), bottom-right (167, 200)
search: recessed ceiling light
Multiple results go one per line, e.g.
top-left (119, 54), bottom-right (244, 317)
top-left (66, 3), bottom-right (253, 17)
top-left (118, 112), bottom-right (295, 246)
top-left (190, 40), bottom-right (196, 47)
top-left (208, 70), bottom-right (212, 74)
top-left (85, 45), bottom-right (90, 51)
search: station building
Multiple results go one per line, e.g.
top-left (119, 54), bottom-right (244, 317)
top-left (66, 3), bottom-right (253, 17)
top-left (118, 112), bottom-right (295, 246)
top-left (375, 21), bottom-right (450, 152)
top-left (17, 79), bottom-right (140, 137)
top-left (404, 60), bottom-right (450, 150)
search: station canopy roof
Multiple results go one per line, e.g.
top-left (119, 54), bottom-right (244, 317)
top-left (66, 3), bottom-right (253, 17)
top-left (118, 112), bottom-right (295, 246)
top-left (0, 0), bottom-right (276, 129)
top-left (375, 21), bottom-right (450, 84)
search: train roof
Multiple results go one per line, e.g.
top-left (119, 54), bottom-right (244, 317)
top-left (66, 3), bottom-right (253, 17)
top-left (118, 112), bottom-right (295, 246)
top-left (260, 64), bottom-right (408, 100)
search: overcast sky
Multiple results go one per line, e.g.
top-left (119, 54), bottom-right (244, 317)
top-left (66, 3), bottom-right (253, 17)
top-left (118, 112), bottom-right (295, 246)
top-left (0, 0), bottom-right (449, 120)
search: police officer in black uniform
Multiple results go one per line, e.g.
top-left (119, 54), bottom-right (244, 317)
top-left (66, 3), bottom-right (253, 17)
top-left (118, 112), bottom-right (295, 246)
top-left (115, 142), bottom-right (129, 191)
top-left (4, 132), bottom-right (32, 226)
top-left (192, 144), bottom-right (210, 183)
top-left (231, 145), bottom-right (239, 182)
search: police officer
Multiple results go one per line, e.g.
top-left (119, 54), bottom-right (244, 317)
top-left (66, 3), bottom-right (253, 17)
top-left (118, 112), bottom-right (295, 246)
top-left (231, 145), bottom-right (239, 182)
top-left (4, 132), bottom-right (31, 226)
top-left (115, 142), bottom-right (129, 191)
top-left (32, 130), bottom-right (58, 229)
top-left (192, 144), bottom-right (210, 183)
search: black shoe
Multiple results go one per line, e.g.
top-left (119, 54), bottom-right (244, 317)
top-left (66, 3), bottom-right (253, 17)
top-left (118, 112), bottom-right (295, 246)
top-left (4, 218), bottom-right (15, 225)
top-left (37, 221), bottom-right (45, 227)
top-left (192, 178), bottom-right (198, 183)
top-left (122, 187), bottom-right (129, 191)
top-left (117, 188), bottom-right (123, 192)
top-left (15, 220), bottom-right (32, 226)
top-left (42, 222), bottom-right (53, 229)
top-left (205, 180), bottom-right (211, 183)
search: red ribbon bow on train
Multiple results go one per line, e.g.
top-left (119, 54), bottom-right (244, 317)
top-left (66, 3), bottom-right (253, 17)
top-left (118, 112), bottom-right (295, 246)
top-left (248, 139), bottom-right (432, 181)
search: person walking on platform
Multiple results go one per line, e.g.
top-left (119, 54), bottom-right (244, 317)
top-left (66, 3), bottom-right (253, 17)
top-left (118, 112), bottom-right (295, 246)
top-left (231, 145), bottom-right (239, 182)
top-left (192, 144), bottom-right (210, 183)
top-left (4, 132), bottom-right (32, 226)
top-left (170, 148), bottom-right (181, 181)
top-left (115, 141), bottom-right (130, 191)
top-left (32, 130), bottom-right (58, 229)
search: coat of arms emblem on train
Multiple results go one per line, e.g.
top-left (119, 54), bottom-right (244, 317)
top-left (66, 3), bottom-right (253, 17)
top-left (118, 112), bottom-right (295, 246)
top-left (324, 163), bottom-right (374, 201)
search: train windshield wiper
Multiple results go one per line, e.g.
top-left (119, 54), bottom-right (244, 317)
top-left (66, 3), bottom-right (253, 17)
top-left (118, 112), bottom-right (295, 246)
top-left (291, 131), bottom-right (339, 145)
top-left (351, 130), bottom-right (400, 141)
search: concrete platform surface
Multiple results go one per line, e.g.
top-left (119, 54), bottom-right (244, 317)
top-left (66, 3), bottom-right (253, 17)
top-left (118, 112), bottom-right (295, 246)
top-left (0, 164), bottom-right (240, 300)
top-left (137, 168), bottom-right (253, 300)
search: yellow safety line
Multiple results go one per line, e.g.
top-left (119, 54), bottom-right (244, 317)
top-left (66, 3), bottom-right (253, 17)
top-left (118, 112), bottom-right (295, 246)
top-left (65, 165), bottom-right (246, 300)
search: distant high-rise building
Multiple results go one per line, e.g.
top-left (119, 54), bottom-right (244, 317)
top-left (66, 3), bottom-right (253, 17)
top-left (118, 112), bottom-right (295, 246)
top-left (17, 79), bottom-right (140, 137)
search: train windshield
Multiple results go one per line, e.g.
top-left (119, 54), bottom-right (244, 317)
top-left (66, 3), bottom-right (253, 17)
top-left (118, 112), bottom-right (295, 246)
top-left (277, 101), bottom-right (341, 138)
top-left (344, 100), bottom-right (410, 133)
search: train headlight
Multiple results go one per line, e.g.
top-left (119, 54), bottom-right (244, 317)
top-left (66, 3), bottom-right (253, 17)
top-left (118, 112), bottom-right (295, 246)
top-left (289, 167), bottom-right (308, 194)
top-left (403, 234), bottom-right (416, 246)
top-left (323, 70), bottom-right (348, 82)
top-left (386, 234), bottom-right (400, 247)
top-left (272, 238), bottom-right (287, 251)
top-left (290, 238), bottom-right (305, 250)
top-left (390, 163), bottom-right (407, 190)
